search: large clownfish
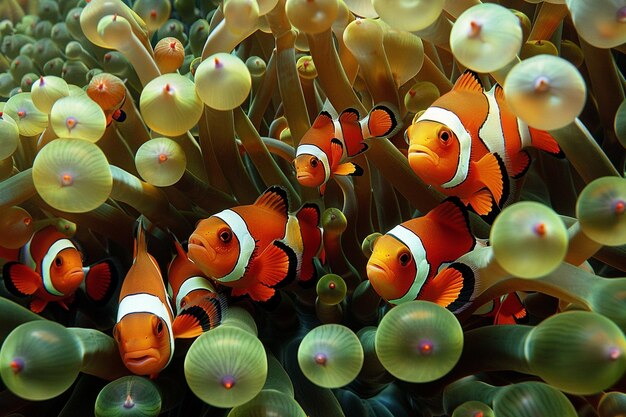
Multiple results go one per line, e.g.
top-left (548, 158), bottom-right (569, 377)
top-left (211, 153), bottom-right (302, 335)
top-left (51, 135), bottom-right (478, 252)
top-left (167, 240), bottom-right (225, 339)
top-left (406, 70), bottom-right (561, 216)
top-left (114, 219), bottom-right (205, 378)
top-left (366, 198), bottom-right (476, 308)
top-left (1, 226), bottom-right (116, 313)
top-left (188, 186), bottom-right (323, 302)
top-left (294, 105), bottom-right (399, 195)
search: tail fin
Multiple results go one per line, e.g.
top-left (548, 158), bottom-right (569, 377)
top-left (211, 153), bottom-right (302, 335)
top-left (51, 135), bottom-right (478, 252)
top-left (420, 262), bottom-right (476, 314)
top-left (365, 104), bottom-right (400, 138)
top-left (296, 203), bottom-right (323, 282)
top-left (494, 292), bottom-right (527, 325)
top-left (172, 293), bottom-right (227, 338)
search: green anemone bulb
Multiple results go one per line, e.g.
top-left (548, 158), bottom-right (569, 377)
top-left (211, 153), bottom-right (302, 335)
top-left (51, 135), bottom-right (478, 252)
top-left (450, 3), bottom-right (523, 73)
top-left (0, 321), bottom-right (82, 401)
top-left (227, 390), bottom-right (307, 417)
top-left (615, 99), bottom-right (626, 148)
top-left (31, 75), bottom-right (70, 114)
top-left (373, 0), bottom-right (444, 32)
top-left (565, 0), bottom-right (626, 49)
top-left (135, 137), bottom-right (187, 187)
top-left (0, 112), bottom-right (19, 159)
top-left (576, 177), bottom-right (626, 246)
top-left (504, 55), bottom-right (586, 130)
top-left (490, 201), bottom-right (568, 278)
top-left (452, 401), bottom-right (495, 417)
top-left (316, 274), bottom-right (347, 305)
top-left (285, 0), bottom-right (338, 35)
top-left (50, 95), bottom-right (107, 142)
top-left (94, 376), bottom-right (162, 417)
top-left (525, 311), bottom-right (626, 395)
top-left (321, 208), bottom-right (347, 234)
top-left (33, 138), bottom-right (113, 213)
top-left (297, 324), bottom-right (363, 388)
top-left (492, 382), bottom-right (577, 417)
top-left (140, 73), bottom-right (203, 136)
top-left (375, 301), bottom-right (463, 382)
top-left (195, 53), bottom-right (251, 111)
top-left (598, 392), bottom-right (626, 417)
top-left (4, 92), bottom-right (49, 136)
top-left (404, 81), bottom-right (440, 114)
top-left (184, 326), bottom-right (267, 408)
top-left (0, 206), bottom-right (34, 249)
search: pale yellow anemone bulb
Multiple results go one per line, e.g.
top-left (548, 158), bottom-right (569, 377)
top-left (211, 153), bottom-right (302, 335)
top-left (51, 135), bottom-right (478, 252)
top-left (195, 53), bottom-right (252, 111)
top-left (504, 55), bottom-right (586, 131)
top-left (450, 3), bottom-right (523, 73)
top-left (565, 0), bottom-right (626, 49)
top-left (373, 0), bottom-right (444, 32)
top-left (285, 0), bottom-right (339, 35)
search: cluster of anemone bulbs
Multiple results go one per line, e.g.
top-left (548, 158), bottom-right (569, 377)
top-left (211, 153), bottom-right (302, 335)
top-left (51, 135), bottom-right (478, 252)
top-left (0, 0), bottom-right (625, 416)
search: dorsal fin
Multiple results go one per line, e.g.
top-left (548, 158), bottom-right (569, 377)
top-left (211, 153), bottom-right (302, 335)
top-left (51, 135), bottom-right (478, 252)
top-left (453, 70), bottom-right (484, 93)
top-left (312, 111), bottom-right (333, 129)
top-left (133, 216), bottom-right (148, 259)
top-left (173, 239), bottom-right (187, 259)
top-left (254, 186), bottom-right (289, 217)
top-left (426, 197), bottom-right (473, 240)
top-left (339, 108), bottom-right (360, 123)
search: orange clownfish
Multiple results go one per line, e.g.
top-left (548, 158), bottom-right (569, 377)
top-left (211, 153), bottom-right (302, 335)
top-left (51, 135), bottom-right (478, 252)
top-left (188, 186), bottom-right (323, 302)
top-left (167, 240), bottom-right (226, 339)
top-left (295, 105), bottom-right (399, 195)
top-left (366, 198), bottom-right (476, 309)
top-left (2, 226), bottom-right (116, 313)
top-left (406, 71), bottom-right (561, 216)
top-left (481, 292), bottom-right (527, 325)
top-left (114, 219), bottom-right (177, 378)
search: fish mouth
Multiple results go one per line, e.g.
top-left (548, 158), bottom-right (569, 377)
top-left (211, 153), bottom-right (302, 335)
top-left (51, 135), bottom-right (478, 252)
top-left (408, 145), bottom-right (439, 165)
top-left (366, 259), bottom-right (390, 280)
top-left (124, 349), bottom-right (160, 368)
top-left (188, 234), bottom-right (216, 262)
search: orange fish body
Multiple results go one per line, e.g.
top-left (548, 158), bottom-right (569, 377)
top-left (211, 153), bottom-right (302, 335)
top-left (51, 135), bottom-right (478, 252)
top-left (167, 240), bottom-right (225, 339)
top-left (295, 105), bottom-right (399, 195)
top-left (407, 71), bottom-right (560, 216)
top-left (114, 220), bottom-right (175, 378)
top-left (188, 187), bottom-right (322, 302)
top-left (2, 226), bottom-right (115, 313)
top-left (366, 198), bottom-right (475, 308)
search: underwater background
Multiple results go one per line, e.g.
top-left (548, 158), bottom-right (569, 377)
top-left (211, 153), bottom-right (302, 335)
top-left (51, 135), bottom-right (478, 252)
top-left (0, 0), bottom-right (625, 416)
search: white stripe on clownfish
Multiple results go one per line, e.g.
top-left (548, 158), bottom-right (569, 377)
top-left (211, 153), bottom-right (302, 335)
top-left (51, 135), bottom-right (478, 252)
top-left (479, 87), bottom-right (507, 164)
top-left (387, 225), bottom-right (431, 305)
top-left (212, 209), bottom-right (256, 283)
top-left (416, 107), bottom-right (472, 189)
top-left (517, 117), bottom-right (532, 150)
top-left (117, 292), bottom-right (175, 366)
top-left (174, 276), bottom-right (215, 314)
top-left (296, 144), bottom-right (331, 183)
top-left (40, 239), bottom-right (77, 296)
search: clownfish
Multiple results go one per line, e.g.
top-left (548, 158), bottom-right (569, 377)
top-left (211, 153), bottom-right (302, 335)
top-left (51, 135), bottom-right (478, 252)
top-left (482, 292), bottom-right (527, 325)
top-left (188, 186), bottom-right (323, 302)
top-left (366, 198), bottom-right (476, 308)
top-left (114, 219), bottom-right (176, 378)
top-left (1, 226), bottom-right (116, 313)
top-left (406, 70), bottom-right (561, 216)
top-left (167, 240), bottom-right (226, 339)
top-left (294, 105), bottom-right (399, 195)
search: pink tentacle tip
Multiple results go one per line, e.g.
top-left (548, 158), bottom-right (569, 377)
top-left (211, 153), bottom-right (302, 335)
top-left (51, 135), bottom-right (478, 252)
top-left (10, 358), bottom-right (24, 375)
top-left (614, 200), bottom-right (625, 215)
top-left (221, 375), bottom-right (236, 389)
top-left (123, 394), bottom-right (135, 408)
top-left (61, 173), bottom-right (74, 187)
top-left (534, 223), bottom-right (546, 237)
top-left (158, 153), bottom-right (168, 163)
top-left (469, 21), bottom-right (482, 38)
top-left (608, 346), bottom-right (622, 361)
top-left (314, 352), bottom-right (328, 365)
top-left (417, 339), bottom-right (434, 355)
top-left (329, 282), bottom-right (336, 290)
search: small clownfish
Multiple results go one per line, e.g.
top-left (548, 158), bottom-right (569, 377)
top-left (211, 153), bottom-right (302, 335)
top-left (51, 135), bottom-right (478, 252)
top-left (406, 70), bottom-right (561, 216)
top-left (114, 219), bottom-right (177, 379)
top-left (167, 240), bottom-right (226, 339)
top-left (294, 105), bottom-right (399, 195)
top-left (366, 198), bottom-right (476, 308)
top-left (481, 292), bottom-right (527, 325)
top-left (1, 226), bottom-right (116, 313)
top-left (188, 186), bottom-right (323, 302)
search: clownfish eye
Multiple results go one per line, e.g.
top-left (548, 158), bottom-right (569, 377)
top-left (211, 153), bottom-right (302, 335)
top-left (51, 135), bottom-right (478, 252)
top-left (399, 252), bottom-right (412, 267)
top-left (310, 156), bottom-right (319, 168)
top-left (439, 129), bottom-right (451, 143)
top-left (218, 229), bottom-right (232, 243)
top-left (54, 256), bottom-right (63, 267)
top-left (156, 320), bottom-right (164, 335)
